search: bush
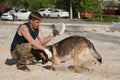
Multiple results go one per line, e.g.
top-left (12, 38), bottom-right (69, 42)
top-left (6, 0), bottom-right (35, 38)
top-left (83, 15), bottom-right (120, 22)
top-left (102, 15), bottom-right (120, 22)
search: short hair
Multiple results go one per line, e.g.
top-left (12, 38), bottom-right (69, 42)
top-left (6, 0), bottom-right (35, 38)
top-left (29, 12), bottom-right (41, 21)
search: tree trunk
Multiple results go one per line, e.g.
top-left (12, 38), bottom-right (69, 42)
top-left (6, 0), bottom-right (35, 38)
top-left (78, 11), bottom-right (80, 19)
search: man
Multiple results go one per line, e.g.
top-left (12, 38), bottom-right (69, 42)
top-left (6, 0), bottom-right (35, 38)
top-left (9, 7), bottom-right (16, 21)
top-left (10, 12), bottom-right (57, 71)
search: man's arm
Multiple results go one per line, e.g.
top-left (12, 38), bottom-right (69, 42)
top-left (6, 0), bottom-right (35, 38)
top-left (19, 25), bottom-right (45, 50)
top-left (37, 27), bottom-right (53, 45)
top-left (19, 25), bottom-right (52, 59)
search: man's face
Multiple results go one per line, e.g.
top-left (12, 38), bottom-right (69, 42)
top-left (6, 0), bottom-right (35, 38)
top-left (30, 19), bottom-right (41, 29)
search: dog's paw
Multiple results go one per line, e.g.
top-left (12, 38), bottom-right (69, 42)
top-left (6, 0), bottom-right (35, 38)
top-left (75, 67), bottom-right (90, 73)
top-left (50, 67), bottom-right (56, 71)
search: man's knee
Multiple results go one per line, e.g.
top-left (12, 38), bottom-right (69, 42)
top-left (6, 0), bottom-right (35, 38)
top-left (18, 43), bottom-right (32, 50)
top-left (15, 43), bottom-right (32, 55)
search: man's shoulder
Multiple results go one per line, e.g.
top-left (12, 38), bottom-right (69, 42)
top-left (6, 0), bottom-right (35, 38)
top-left (19, 22), bottom-right (29, 27)
top-left (18, 23), bottom-right (28, 30)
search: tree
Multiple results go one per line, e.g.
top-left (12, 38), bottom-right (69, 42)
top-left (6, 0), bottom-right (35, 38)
top-left (55, 0), bottom-right (70, 11)
top-left (40, 0), bottom-right (54, 8)
top-left (72, 0), bottom-right (81, 18)
top-left (31, 0), bottom-right (43, 11)
top-left (0, 0), bottom-right (103, 18)
top-left (80, 0), bottom-right (102, 14)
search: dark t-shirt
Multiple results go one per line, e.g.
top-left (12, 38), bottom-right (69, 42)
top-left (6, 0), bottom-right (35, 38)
top-left (10, 22), bottom-right (39, 52)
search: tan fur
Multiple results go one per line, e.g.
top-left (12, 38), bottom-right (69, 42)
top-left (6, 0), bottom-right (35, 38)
top-left (39, 36), bottom-right (102, 72)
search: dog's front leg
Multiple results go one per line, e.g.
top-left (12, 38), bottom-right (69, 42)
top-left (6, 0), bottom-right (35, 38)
top-left (50, 55), bottom-right (57, 71)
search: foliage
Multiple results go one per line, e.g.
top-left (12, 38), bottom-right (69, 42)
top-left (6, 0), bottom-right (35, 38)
top-left (0, 0), bottom-right (54, 11)
top-left (31, 0), bottom-right (43, 11)
top-left (85, 15), bottom-right (120, 22)
top-left (40, 0), bottom-right (54, 8)
top-left (72, 0), bottom-right (82, 18)
top-left (80, 0), bottom-right (102, 14)
top-left (55, 0), bottom-right (70, 11)
top-left (102, 15), bottom-right (120, 22)
top-left (68, 0), bottom-right (103, 18)
top-left (0, 0), bottom-right (119, 19)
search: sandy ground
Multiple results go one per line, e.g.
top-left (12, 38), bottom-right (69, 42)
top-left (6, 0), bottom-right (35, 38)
top-left (0, 21), bottom-right (120, 80)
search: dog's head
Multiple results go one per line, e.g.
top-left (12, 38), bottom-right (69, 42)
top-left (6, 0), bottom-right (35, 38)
top-left (38, 45), bottom-right (54, 64)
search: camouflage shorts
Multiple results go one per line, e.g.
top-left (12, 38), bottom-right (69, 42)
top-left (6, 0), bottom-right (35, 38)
top-left (11, 43), bottom-right (42, 64)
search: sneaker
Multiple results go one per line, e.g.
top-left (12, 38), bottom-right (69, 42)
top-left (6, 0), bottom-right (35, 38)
top-left (17, 64), bottom-right (30, 72)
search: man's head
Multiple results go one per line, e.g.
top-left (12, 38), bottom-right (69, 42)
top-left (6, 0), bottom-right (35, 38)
top-left (29, 12), bottom-right (42, 29)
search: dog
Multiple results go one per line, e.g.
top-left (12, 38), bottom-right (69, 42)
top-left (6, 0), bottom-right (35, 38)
top-left (39, 35), bottom-right (102, 72)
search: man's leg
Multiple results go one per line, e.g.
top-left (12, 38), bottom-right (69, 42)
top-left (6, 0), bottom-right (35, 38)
top-left (12, 43), bottom-right (36, 71)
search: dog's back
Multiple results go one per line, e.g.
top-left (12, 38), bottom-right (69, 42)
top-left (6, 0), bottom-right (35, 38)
top-left (53, 36), bottom-right (102, 62)
top-left (54, 36), bottom-right (84, 57)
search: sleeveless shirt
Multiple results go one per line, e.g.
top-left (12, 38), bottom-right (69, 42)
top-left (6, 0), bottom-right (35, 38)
top-left (10, 22), bottom-right (39, 52)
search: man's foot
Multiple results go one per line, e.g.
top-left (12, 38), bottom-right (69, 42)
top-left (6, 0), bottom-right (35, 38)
top-left (17, 64), bottom-right (30, 72)
top-left (5, 58), bottom-right (17, 66)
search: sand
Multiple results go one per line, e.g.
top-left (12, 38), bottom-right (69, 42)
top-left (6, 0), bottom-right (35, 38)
top-left (0, 21), bottom-right (120, 80)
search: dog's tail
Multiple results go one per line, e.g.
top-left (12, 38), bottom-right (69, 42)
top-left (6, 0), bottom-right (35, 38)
top-left (89, 43), bottom-right (102, 63)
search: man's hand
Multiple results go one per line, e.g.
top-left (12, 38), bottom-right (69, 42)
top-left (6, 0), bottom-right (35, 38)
top-left (51, 24), bottom-right (59, 37)
top-left (51, 29), bottom-right (59, 37)
top-left (44, 49), bottom-right (52, 59)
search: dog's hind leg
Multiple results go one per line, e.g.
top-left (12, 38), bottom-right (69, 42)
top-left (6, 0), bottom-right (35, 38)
top-left (72, 48), bottom-right (90, 73)
top-left (72, 50), bottom-right (85, 73)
